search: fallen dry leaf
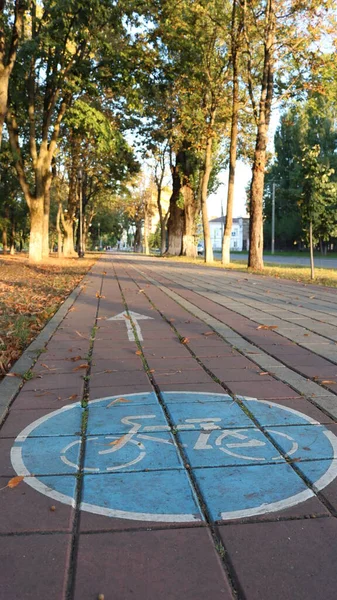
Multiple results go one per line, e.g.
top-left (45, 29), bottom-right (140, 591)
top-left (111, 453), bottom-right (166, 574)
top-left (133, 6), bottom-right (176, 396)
top-left (70, 355), bottom-right (83, 362)
top-left (66, 394), bottom-right (79, 401)
top-left (259, 372), bottom-right (269, 376)
top-left (135, 350), bottom-right (142, 356)
top-left (5, 372), bottom-right (21, 377)
top-left (0, 475), bottom-right (25, 491)
top-left (106, 397), bottom-right (130, 408)
top-left (257, 325), bottom-right (278, 330)
top-left (109, 436), bottom-right (127, 446)
top-left (203, 331), bottom-right (215, 336)
top-left (321, 380), bottom-right (336, 385)
top-left (75, 330), bottom-right (87, 339)
top-left (181, 337), bottom-right (189, 344)
top-left (72, 364), bottom-right (89, 372)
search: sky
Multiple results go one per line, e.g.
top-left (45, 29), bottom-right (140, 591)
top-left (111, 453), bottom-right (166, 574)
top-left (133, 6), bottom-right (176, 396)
top-left (207, 161), bottom-right (251, 219)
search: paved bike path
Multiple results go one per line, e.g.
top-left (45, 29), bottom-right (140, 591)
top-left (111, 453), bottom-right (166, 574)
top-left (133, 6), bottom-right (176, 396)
top-left (1, 255), bottom-right (337, 600)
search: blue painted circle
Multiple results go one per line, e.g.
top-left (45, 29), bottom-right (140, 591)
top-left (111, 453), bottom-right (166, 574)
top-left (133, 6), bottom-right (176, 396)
top-left (10, 392), bottom-right (337, 522)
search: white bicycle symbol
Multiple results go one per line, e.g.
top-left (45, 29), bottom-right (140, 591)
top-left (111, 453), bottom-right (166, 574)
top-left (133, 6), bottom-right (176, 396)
top-left (60, 414), bottom-right (299, 472)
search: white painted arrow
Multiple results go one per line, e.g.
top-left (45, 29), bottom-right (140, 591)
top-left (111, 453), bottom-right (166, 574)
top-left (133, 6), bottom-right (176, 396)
top-left (108, 311), bottom-right (154, 341)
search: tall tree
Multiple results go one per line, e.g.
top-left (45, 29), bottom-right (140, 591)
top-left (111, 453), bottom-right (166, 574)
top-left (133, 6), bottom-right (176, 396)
top-left (222, 0), bottom-right (244, 265)
top-left (245, 0), bottom-right (330, 270)
top-left (299, 144), bottom-right (337, 278)
top-left (58, 98), bottom-right (138, 257)
top-left (6, 0), bottom-right (128, 262)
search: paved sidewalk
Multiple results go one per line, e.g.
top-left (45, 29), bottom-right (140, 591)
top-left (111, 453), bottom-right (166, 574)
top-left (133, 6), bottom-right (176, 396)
top-left (1, 254), bottom-right (337, 600)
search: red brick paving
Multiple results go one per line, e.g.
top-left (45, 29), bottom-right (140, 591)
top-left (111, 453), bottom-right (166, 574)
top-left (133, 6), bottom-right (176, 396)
top-left (1, 256), bottom-right (337, 600)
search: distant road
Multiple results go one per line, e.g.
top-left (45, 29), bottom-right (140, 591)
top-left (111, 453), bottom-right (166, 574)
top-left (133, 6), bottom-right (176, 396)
top-left (226, 253), bottom-right (337, 269)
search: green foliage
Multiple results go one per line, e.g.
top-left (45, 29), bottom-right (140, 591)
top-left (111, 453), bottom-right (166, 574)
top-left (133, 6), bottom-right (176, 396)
top-left (264, 92), bottom-right (337, 249)
top-left (299, 144), bottom-right (337, 243)
top-left (148, 225), bottom-right (161, 250)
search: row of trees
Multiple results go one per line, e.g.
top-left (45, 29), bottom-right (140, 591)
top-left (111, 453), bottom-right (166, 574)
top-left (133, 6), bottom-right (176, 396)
top-left (0, 0), bottom-right (141, 260)
top-left (264, 92), bottom-right (337, 254)
top-left (0, 1), bottom-right (336, 269)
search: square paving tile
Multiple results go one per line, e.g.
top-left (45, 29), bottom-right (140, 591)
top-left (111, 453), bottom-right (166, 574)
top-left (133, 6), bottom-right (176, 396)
top-left (89, 392), bottom-right (159, 407)
top-left (227, 380), bottom-right (301, 399)
top-left (218, 519), bottom-right (337, 600)
top-left (11, 435), bottom-right (82, 475)
top-left (83, 431), bottom-right (182, 473)
top-left (162, 391), bottom-right (233, 404)
top-left (89, 383), bottom-right (153, 400)
top-left (0, 437), bottom-right (22, 476)
top-left (193, 463), bottom-right (314, 522)
top-left (22, 373), bottom-right (85, 394)
top-left (179, 428), bottom-right (283, 468)
top-left (91, 358), bottom-right (144, 373)
top-left (81, 469), bottom-right (202, 524)
top-left (141, 343), bottom-right (192, 358)
top-left (146, 357), bottom-right (200, 370)
top-left (296, 459), bottom-right (337, 511)
top-left (0, 475), bottom-right (76, 533)
top-left (92, 345), bottom-right (139, 360)
top-left (153, 369), bottom-right (213, 385)
top-left (74, 528), bottom-right (233, 600)
top-left (86, 403), bottom-right (168, 435)
top-left (158, 382), bottom-right (227, 394)
top-left (33, 358), bottom-right (84, 375)
top-left (239, 397), bottom-right (334, 427)
top-left (11, 389), bottom-right (82, 410)
top-left (266, 423), bottom-right (337, 461)
top-left (0, 533), bottom-right (72, 600)
top-left (0, 406), bottom-right (83, 438)
top-left (166, 400), bottom-right (254, 431)
top-left (89, 370), bottom-right (150, 389)
top-left (212, 368), bottom-right (274, 382)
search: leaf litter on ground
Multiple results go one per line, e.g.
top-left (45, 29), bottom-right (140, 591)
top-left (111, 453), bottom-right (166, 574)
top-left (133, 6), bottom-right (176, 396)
top-left (0, 255), bottom-right (97, 380)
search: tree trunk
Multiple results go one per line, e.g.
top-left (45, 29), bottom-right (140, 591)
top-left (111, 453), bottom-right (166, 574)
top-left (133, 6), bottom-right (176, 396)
top-left (63, 219), bottom-right (76, 257)
top-left (248, 0), bottom-right (275, 271)
top-left (134, 221), bottom-right (142, 252)
top-left (222, 12), bottom-right (239, 266)
top-left (160, 218), bottom-right (167, 255)
top-left (56, 201), bottom-right (63, 258)
top-left (9, 218), bottom-right (15, 254)
top-left (42, 181), bottom-right (51, 259)
top-left (309, 220), bottom-right (315, 280)
top-left (182, 183), bottom-right (197, 258)
top-left (144, 201), bottom-right (150, 255)
top-left (156, 186), bottom-right (167, 256)
top-left (166, 164), bottom-right (184, 255)
top-left (200, 135), bottom-right (214, 264)
top-left (29, 199), bottom-right (44, 262)
top-left (2, 228), bottom-right (8, 254)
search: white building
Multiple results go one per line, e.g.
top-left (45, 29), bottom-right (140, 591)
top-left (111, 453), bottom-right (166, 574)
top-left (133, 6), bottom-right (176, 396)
top-left (209, 217), bottom-right (249, 251)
